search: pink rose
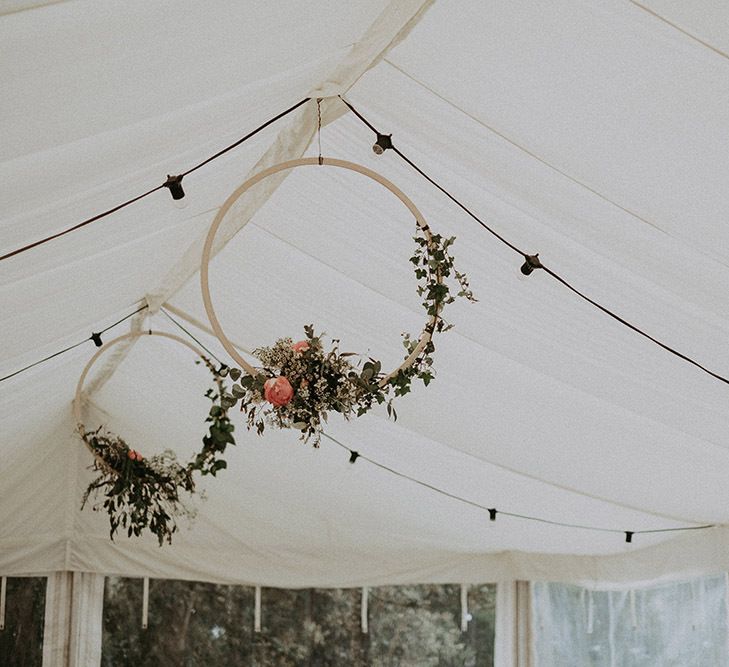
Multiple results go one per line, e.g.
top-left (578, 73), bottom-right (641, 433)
top-left (264, 376), bottom-right (294, 407)
top-left (127, 449), bottom-right (143, 461)
top-left (292, 340), bottom-right (309, 354)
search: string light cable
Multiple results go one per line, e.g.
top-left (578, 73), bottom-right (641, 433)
top-left (0, 98), bottom-right (310, 263)
top-left (0, 94), bottom-right (722, 543)
top-left (158, 311), bottom-right (717, 545)
top-left (5, 298), bottom-right (707, 544)
top-left (321, 432), bottom-right (716, 544)
top-left (339, 96), bottom-right (729, 389)
top-left (0, 303), bottom-right (148, 383)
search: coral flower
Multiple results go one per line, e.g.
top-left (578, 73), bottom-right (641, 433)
top-left (292, 340), bottom-right (310, 354)
top-left (264, 376), bottom-right (294, 407)
top-left (127, 449), bottom-right (143, 461)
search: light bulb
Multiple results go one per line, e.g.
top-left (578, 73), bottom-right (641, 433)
top-left (163, 174), bottom-right (186, 208)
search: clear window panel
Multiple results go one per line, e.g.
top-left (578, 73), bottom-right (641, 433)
top-left (102, 579), bottom-right (496, 666)
top-left (0, 577), bottom-right (46, 667)
top-left (532, 574), bottom-right (729, 667)
top-left (368, 584), bottom-right (495, 666)
top-left (255, 588), bottom-right (364, 666)
top-left (464, 584), bottom-right (496, 666)
top-left (102, 577), bottom-right (254, 666)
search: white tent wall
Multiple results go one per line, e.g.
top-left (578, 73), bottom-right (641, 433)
top-left (3, 0), bottom-right (729, 618)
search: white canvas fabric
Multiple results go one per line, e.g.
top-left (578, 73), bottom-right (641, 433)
top-left (2, 0), bottom-right (729, 587)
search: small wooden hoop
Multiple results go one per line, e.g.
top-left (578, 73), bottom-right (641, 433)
top-left (73, 331), bottom-right (209, 463)
top-left (200, 157), bottom-right (441, 386)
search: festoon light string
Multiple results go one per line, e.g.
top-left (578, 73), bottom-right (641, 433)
top-left (5, 95), bottom-right (729, 390)
top-left (1, 309), bottom-right (713, 543)
top-left (321, 432), bottom-right (715, 544)
top-left (339, 96), bottom-right (729, 390)
top-left (0, 97), bottom-right (722, 544)
top-left (8, 290), bottom-right (712, 542)
top-left (0, 97), bottom-right (310, 263)
top-left (0, 96), bottom-right (309, 378)
top-left (0, 303), bottom-right (149, 383)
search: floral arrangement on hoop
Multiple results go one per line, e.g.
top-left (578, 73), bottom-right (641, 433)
top-left (79, 357), bottom-right (237, 545)
top-left (77, 204), bottom-right (474, 546)
top-left (221, 225), bottom-right (476, 446)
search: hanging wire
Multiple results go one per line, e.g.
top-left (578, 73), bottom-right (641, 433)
top-left (182, 97), bottom-right (310, 177)
top-left (0, 303), bottom-right (148, 383)
top-left (320, 431), bottom-right (716, 541)
top-left (339, 96), bottom-right (729, 389)
top-left (316, 98), bottom-right (323, 165)
top-left (159, 307), bottom-right (224, 366)
top-left (0, 98), bottom-right (310, 263)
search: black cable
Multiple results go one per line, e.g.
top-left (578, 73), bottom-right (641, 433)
top-left (0, 303), bottom-right (148, 383)
top-left (0, 339), bottom-right (92, 383)
top-left (181, 97), bottom-right (310, 176)
top-left (150, 293), bottom-right (717, 542)
top-left (340, 97), bottom-right (527, 257)
top-left (98, 303), bottom-right (148, 334)
top-left (321, 432), bottom-right (716, 541)
top-left (7, 292), bottom-right (706, 541)
top-left (160, 308), bottom-right (224, 366)
top-left (540, 266), bottom-right (729, 387)
top-left (0, 186), bottom-right (165, 262)
top-left (340, 96), bottom-right (729, 388)
top-left (0, 98), bottom-right (310, 263)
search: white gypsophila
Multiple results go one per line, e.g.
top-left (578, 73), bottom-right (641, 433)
top-left (146, 450), bottom-right (189, 486)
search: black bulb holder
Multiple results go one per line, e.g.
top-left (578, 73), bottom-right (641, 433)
top-left (349, 450), bottom-right (360, 464)
top-left (164, 174), bottom-right (185, 200)
top-left (520, 253), bottom-right (542, 276)
top-left (488, 508), bottom-right (497, 521)
top-left (91, 332), bottom-right (103, 348)
top-left (372, 133), bottom-right (393, 155)
top-left (625, 531), bottom-right (634, 543)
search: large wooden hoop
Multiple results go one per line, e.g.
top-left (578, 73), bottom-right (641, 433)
top-left (200, 157), bottom-right (441, 386)
top-left (73, 330), bottom-right (209, 463)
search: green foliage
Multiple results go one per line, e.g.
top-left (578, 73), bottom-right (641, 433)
top-left (224, 224), bottom-right (476, 447)
top-left (80, 224), bottom-right (476, 545)
top-left (368, 585), bottom-right (495, 667)
top-left (80, 358), bottom-right (236, 546)
top-left (410, 226), bottom-right (477, 334)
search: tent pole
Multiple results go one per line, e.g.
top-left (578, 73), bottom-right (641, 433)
top-left (495, 581), bottom-right (532, 667)
top-left (460, 584), bottom-right (469, 632)
top-left (360, 587), bottom-right (368, 634)
top-left (0, 576), bottom-right (5, 631)
top-left (254, 586), bottom-right (262, 633)
top-left (42, 572), bottom-right (104, 667)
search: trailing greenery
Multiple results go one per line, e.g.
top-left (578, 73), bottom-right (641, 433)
top-left (79, 358), bottom-right (236, 546)
top-left (79, 223), bottom-right (475, 544)
top-left (221, 223), bottom-right (477, 446)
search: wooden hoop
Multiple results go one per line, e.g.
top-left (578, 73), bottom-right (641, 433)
top-left (73, 330), bottom-right (209, 462)
top-left (200, 157), bottom-right (441, 386)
